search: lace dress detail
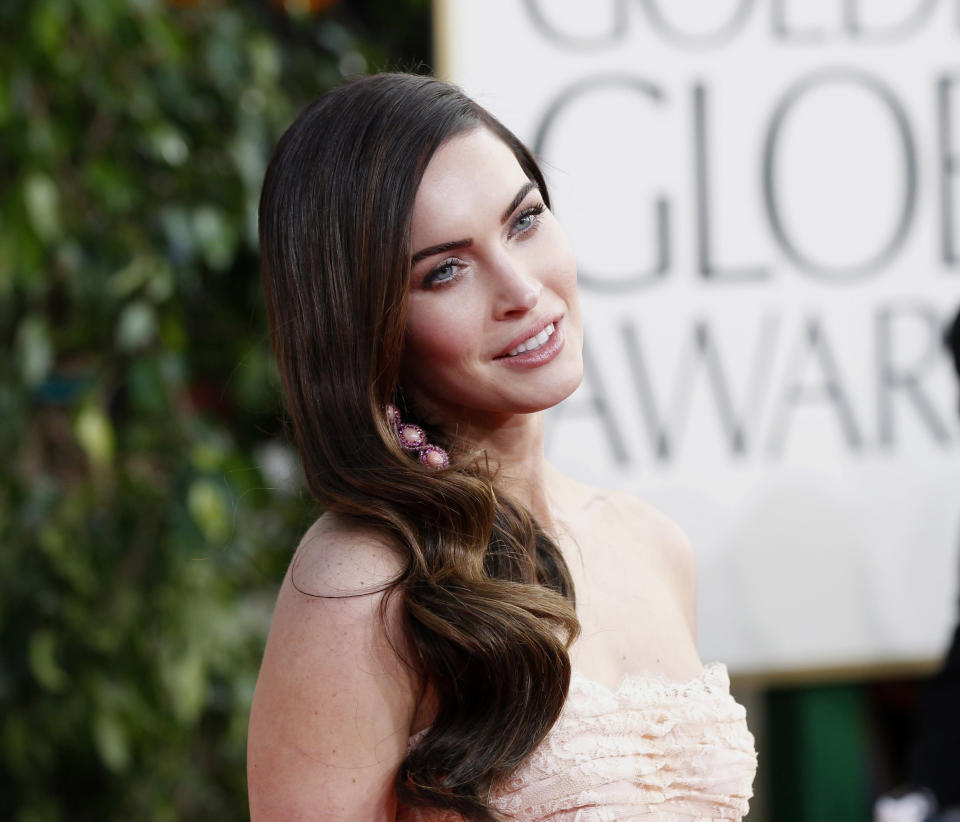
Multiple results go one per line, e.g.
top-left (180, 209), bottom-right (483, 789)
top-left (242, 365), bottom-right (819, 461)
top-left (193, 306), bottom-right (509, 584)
top-left (398, 663), bottom-right (756, 821)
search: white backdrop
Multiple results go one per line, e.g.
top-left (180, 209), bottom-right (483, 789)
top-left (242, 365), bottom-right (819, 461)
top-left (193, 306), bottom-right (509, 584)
top-left (436, 0), bottom-right (960, 676)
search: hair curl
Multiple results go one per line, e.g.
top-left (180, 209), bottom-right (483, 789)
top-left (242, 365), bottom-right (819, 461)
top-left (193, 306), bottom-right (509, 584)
top-left (258, 73), bottom-right (580, 821)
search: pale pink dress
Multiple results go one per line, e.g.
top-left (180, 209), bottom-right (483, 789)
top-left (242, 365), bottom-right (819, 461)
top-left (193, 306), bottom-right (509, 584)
top-left (398, 663), bottom-right (757, 821)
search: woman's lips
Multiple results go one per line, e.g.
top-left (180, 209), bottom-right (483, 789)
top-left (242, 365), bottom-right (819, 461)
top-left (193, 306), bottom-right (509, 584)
top-left (495, 315), bottom-right (562, 359)
top-left (495, 319), bottom-right (565, 369)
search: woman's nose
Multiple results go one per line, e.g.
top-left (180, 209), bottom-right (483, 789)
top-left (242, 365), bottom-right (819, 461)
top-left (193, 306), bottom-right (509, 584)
top-left (492, 253), bottom-right (541, 319)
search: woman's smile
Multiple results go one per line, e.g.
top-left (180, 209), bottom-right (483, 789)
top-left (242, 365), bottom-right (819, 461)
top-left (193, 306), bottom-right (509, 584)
top-left (494, 317), bottom-right (566, 369)
top-left (496, 316), bottom-right (559, 358)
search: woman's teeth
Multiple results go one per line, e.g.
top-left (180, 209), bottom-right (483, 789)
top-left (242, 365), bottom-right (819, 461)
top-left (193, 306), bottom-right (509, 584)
top-left (507, 322), bottom-right (555, 357)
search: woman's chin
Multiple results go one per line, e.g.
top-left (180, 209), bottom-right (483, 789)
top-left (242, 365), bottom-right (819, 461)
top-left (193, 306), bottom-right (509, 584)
top-left (517, 367), bottom-right (585, 414)
top-left (547, 352), bottom-right (585, 405)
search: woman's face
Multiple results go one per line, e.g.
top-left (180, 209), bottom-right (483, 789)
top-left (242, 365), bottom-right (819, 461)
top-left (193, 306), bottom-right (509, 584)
top-left (402, 128), bottom-right (583, 426)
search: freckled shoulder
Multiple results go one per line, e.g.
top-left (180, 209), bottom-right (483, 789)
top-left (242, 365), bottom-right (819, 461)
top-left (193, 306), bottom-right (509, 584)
top-left (247, 513), bottom-right (419, 819)
top-left (290, 511), bottom-right (408, 597)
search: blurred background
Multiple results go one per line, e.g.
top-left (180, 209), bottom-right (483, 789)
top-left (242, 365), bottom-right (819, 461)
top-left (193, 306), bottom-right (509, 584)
top-left (0, 1), bottom-right (429, 819)
top-left (2, 1), bottom-right (959, 821)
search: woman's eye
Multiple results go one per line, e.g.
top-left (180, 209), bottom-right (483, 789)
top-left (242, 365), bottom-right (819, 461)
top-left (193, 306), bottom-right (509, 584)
top-left (512, 203), bottom-right (545, 236)
top-left (424, 258), bottom-right (462, 288)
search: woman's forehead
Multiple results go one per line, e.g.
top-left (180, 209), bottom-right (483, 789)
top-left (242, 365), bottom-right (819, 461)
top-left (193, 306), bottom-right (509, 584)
top-left (411, 130), bottom-right (530, 240)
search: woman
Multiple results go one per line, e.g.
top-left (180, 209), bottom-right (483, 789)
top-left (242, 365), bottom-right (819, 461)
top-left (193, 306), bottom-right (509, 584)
top-left (247, 73), bottom-right (756, 821)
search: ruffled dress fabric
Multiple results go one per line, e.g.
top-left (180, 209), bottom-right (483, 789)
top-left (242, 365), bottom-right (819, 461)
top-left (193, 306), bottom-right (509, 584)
top-left (398, 663), bottom-right (757, 821)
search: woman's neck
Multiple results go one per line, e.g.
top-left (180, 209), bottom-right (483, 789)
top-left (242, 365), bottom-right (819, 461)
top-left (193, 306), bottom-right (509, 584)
top-left (453, 411), bottom-right (557, 530)
top-left (408, 392), bottom-right (571, 530)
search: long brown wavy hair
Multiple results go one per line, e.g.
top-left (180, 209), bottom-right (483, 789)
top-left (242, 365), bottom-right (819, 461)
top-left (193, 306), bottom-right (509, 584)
top-left (258, 73), bottom-right (580, 820)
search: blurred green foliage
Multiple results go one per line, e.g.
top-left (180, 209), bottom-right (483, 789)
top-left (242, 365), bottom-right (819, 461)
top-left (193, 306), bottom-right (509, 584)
top-left (0, 0), bottom-right (430, 819)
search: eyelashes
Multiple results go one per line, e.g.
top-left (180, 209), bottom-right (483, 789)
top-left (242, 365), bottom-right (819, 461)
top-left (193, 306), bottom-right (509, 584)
top-left (421, 201), bottom-right (547, 290)
top-left (423, 257), bottom-right (465, 288)
top-left (510, 203), bottom-right (545, 238)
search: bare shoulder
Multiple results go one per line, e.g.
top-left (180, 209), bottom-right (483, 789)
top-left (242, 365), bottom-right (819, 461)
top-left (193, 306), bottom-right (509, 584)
top-left (606, 489), bottom-right (696, 630)
top-left (290, 511), bottom-right (407, 596)
top-left (247, 513), bottom-right (418, 821)
top-left (555, 471), bottom-right (697, 632)
top-left (605, 490), bottom-right (694, 559)
top-left (553, 468), bottom-right (693, 564)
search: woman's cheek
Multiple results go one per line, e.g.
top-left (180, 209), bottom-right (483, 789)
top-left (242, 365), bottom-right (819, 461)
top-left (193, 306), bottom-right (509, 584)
top-left (405, 300), bottom-right (474, 366)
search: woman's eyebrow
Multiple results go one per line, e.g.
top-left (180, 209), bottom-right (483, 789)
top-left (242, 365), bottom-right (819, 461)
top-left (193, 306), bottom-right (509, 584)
top-left (500, 181), bottom-right (538, 224)
top-left (411, 238), bottom-right (472, 265)
top-left (410, 182), bottom-right (539, 265)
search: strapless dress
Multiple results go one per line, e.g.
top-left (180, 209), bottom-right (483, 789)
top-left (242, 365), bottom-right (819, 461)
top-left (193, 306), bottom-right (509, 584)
top-left (398, 663), bottom-right (756, 821)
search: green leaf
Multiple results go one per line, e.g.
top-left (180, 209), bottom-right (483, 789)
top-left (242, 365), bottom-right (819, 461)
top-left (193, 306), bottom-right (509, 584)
top-left (15, 314), bottom-right (53, 386)
top-left (162, 647), bottom-right (207, 725)
top-left (192, 205), bottom-right (237, 271)
top-left (23, 173), bottom-right (62, 241)
top-left (188, 478), bottom-right (231, 543)
top-left (147, 123), bottom-right (189, 167)
top-left (93, 709), bottom-right (130, 773)
top-left (74, 402), bottom-right (115, 468)
top-left (28, 631), bottom-right (67, 693)
top-left (128, 355), bottom-right (169, 415)
top-left (116, 300), bottom-right (157, 351)
top-left (29, 0), bottom-right (69, 53)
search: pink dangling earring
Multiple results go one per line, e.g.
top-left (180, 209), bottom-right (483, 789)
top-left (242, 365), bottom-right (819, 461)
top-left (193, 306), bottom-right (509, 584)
top-left (386, 404), bottom-right (450, 469)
